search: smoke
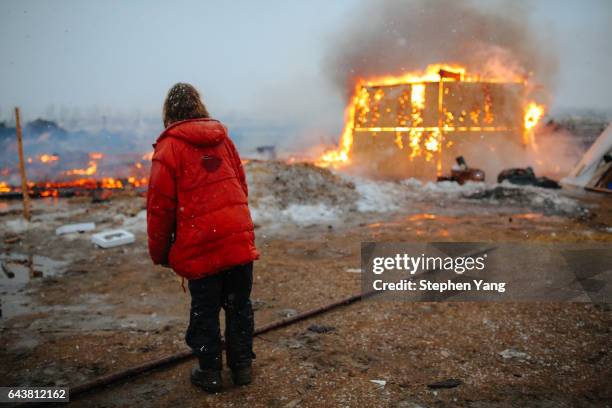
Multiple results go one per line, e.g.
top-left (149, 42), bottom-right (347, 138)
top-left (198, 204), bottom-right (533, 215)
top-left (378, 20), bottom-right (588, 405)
top-left (325, 0), bottom-right (559, 96)
top-left (453, 127), bottom-right (583, 181)
top-left (322, 0), bottom-right (583, 180)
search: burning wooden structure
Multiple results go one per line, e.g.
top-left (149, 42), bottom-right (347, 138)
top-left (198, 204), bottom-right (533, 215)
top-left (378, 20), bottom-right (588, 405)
top-left (318, 64), bottom-right (544, 179)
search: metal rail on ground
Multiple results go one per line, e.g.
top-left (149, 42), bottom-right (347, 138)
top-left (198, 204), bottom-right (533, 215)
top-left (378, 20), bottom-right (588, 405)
top-left (69, 290), bottom-right (376, 398)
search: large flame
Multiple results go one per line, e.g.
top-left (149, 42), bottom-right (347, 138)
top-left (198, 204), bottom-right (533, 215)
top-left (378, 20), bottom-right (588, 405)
top-left (317, 63), bottom-right (544, 169)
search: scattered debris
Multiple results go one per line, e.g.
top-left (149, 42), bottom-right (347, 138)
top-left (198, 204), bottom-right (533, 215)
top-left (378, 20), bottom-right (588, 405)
top-left (1, 261), bottom-right (15, 278)
top-left (92, 189), bottom-right (113, 203)
top-left (285, 338), bottom-right (305, 349)
top-left (427, 378), bottom-right (463, 389)
top-left (137, 345), bottom-right (154, 353)
top-left (91, 229), bottom-right (135, 248)
top-left (3, 235), bottom-right (21, 244)
top-left (55, 222), bottom-right (96, 236)
top-left (498, 167), bottom-right (561, 189)
top-left (464, 185), bottom-right (585, 217)
top-left (254, 145), bottom-right (277, 160)
top-left (563, 123), bottom-right (612, 193)
top-left (307, 324), bottom-right (336, 334)
top-left (396, 401), bottom-right (427, 408)
top-left (499, 348), bottom-right (531, 360)
top-left (370, 379), bottom-right (387, 389)
top-left (251, 298), bottom-right (268, 311)
top-left (437, 156), bottom-right (485, 185)
top-left (277, 308), bottom-right (298, 318)
top-left (283, 399), bottom-right (302, 408)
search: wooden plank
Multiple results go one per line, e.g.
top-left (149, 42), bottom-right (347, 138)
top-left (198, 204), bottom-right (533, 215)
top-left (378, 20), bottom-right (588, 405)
top-left (15, 107), bottom-right (31, 221)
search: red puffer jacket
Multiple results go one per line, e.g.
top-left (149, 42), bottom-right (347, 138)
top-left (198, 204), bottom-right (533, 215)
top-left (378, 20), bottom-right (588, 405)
top-left (146, 118), bottom-right (259, 279)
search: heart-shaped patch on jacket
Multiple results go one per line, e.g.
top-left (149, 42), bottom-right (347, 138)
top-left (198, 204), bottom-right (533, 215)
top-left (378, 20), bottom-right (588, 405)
top-left (201, 155), bottom-right (222, 172)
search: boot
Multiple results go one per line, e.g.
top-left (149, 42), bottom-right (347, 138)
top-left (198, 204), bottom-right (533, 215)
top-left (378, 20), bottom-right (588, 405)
top-left (231, 366), bottom-right (252, 386)
top-left (190, 366), bottom-right (222, 393)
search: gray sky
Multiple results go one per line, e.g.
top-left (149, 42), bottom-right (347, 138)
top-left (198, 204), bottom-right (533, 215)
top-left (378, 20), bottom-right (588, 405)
top-left (1, 0), bottom-right (610, 135)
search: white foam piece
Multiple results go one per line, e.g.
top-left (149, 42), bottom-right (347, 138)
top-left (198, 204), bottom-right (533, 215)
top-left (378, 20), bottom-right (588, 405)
top-left (370, 379), bottom-right (387, 388)
top-left (91, 229), bottom-right (135, 248)
top-left (55, 222), bottom-right (96, 236)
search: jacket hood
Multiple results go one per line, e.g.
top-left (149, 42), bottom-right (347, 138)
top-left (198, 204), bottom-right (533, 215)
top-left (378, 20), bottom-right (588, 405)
top-left (157, 118), bottom-right (227, 147)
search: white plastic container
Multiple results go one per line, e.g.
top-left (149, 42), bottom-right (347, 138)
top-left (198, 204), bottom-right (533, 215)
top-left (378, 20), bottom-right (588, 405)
top-left (91, 229), bottom-right (135, 248)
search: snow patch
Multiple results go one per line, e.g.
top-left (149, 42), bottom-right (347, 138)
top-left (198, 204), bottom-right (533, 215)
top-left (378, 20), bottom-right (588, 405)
top-left (281, 203), bottom-right (339, 224)
top-left (354, 180), bottom-right (403, 212)
top-left (252, 203), bottom-right (339, 226)
top-left (3, 218), bottom-right (37, 233)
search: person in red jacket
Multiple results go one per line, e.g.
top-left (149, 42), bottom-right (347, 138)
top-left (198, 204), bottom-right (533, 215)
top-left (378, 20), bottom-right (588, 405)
top-left (147, 83), bottom-right (259, 393)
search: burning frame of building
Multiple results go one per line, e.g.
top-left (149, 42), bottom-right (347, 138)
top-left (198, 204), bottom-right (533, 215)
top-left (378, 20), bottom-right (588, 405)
top-left (318, 64), bottom-right (544, 180)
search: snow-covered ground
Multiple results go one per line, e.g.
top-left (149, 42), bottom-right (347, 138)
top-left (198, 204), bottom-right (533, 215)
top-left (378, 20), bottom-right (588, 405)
top-left (244, 161), bottom-right (587, 226)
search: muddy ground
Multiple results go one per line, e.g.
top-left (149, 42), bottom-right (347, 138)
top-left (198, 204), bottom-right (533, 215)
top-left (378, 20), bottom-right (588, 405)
top-left (1, 169), bottom-right (611, 407)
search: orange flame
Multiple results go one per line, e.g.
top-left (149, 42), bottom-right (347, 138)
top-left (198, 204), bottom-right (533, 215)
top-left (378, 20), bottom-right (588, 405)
top-left (65, 160), bottom-right (98, 176)
top-left (317, 83), bottom-right (364, 166)
top-left (0, 148), bottom-right (152, 197)
top-left (318, 64), bottom-right (469, 168)
top-left (317, 63), bottom-right (541, 170)
top-left (523, 101), bottom-right (544, 145)
top-left (39, 154), bottom-right (60, 164)
top-left (101, 178), bottom-right (123, 189)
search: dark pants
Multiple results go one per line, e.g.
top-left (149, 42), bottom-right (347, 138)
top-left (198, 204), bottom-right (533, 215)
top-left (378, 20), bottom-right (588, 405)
top-left (186, 262), bottom-right (254, 371)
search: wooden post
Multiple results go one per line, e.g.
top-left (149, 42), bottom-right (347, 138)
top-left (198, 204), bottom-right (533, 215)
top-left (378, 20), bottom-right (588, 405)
top-left (436, 81), bottom-right (444, 176)
top-left (15, 107), bottom-right (31, 221)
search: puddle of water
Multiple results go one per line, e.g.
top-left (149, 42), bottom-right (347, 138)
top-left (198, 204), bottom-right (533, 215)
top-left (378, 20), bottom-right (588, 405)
top-left (0, 252), bottom-right (69, 319)
top-left (0, 253), bottom-right (68, 284)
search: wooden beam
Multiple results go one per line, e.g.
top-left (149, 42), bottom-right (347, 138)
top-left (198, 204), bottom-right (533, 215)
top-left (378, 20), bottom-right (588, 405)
top-left (15, 107), bottom-right (31, 221)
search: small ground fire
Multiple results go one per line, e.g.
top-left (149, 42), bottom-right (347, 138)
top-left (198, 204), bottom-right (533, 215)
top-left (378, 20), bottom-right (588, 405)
top-left (317, 64), bottom-right (545, 179)
top-left (0, 151), bottom-right (150, 199)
